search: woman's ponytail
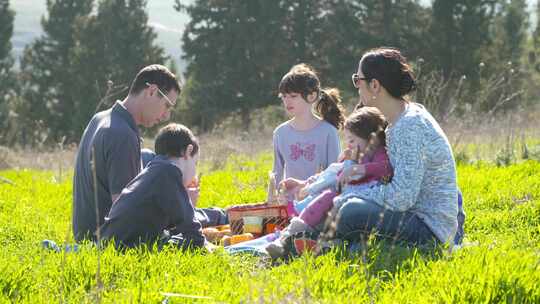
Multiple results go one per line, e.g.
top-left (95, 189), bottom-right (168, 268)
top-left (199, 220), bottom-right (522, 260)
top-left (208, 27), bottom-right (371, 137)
top-left (316, 88), bottom-right (345, 129)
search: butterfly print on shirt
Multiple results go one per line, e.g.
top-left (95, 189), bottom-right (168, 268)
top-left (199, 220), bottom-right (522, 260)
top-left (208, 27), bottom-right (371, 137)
top-left (290, 143), bottom-right (316, 161)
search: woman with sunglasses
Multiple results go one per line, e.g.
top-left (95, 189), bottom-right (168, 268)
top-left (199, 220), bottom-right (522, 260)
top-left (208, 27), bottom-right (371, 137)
top-left (335, 47), bottom-right (458, 247)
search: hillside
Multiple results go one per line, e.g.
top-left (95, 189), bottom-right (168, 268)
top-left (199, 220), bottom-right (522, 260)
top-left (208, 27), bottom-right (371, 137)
top-left (10, 0), bottom-right (190, 70)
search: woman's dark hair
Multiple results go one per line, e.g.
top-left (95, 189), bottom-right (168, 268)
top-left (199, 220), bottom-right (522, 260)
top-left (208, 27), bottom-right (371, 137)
top-left (360, 47), bottom-right (416, 100)
top-left (154, 123), bottom-right (199, 157)
top-left (279, 63), bottom-right (345, 129)
top-left (344, 107), bottom-right (388, 147)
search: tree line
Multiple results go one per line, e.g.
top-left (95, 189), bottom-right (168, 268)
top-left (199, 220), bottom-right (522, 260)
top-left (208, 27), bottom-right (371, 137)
top-left (1, 0), bottom-right (540, 146)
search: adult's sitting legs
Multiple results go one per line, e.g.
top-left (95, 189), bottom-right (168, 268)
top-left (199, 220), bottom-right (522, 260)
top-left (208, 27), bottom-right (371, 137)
top-left (454, 190), bottom-right (465, 245)
top-left (335, 198), bottom-right (438, 245)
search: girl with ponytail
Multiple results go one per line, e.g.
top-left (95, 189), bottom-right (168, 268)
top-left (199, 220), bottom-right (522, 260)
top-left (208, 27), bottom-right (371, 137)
top-left (271, 64), bottom-right (345, 190)
top-left (266, 107), bottom-right (393, 258)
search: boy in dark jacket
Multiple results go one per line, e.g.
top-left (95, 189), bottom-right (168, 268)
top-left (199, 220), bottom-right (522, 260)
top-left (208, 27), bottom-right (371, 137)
top-left (99, 123), bottom-right (208, 250)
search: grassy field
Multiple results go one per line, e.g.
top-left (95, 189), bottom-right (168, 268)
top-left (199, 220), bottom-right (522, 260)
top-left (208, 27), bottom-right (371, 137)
top-left (1, 153), bottom-right (539, 303)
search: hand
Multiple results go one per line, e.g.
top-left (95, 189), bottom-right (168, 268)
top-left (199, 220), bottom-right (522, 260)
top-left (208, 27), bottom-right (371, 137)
top-left (306, 174), bottom-right (319, 184)
top-left (202, 227), bottom-right (220, 242)
top-left (339, 148), bottom-right (354, 162)
top-left (187, 186), bottom-right (200, 207)
top-left (204, 241), bottom-right (218, 253)
top-left (296, 186), bottom-right (309, 201)
top-left (279, 178), bottom-right (308, 203)
top-left (280, 178), bottom-right (307, 192)
top-left (337, 164), bottom-right (366, 185)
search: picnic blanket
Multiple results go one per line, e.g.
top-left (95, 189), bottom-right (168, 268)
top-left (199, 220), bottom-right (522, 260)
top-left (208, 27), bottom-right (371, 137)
top-left (224, 231), bottom-right (281, 256)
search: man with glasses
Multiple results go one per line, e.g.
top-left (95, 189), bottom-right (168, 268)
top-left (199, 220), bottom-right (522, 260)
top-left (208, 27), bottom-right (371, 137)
top-left (73, 64), bottom-right (181, 242)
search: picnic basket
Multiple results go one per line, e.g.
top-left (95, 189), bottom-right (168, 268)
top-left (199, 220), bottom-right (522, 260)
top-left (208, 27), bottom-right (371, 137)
top-left (227, 202), bottom-right (291, 235)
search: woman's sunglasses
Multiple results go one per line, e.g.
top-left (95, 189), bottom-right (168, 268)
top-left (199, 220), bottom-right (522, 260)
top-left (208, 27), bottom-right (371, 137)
top-left (351, 73), bottom-right (372, 88)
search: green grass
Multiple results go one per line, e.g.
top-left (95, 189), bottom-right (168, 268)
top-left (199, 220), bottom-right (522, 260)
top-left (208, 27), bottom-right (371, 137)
top-left (1, 154), bottom-right (539, 303)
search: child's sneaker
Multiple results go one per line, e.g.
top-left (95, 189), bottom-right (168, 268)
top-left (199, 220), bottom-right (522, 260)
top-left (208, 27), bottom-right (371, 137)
top-left (266, 218), bottom-right (313, 259)
top-left (287, 217), bottom-right (311, 235)
top-left (265, 240), bottom-right (286, 259)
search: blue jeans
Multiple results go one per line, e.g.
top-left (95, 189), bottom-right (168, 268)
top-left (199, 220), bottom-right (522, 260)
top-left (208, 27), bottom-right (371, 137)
top-left (194, 207), bottom-right (229, 227)
top-left (335, 198), bottom-right (438, 245)
top-left (454, 190), bottom-right (465, 245)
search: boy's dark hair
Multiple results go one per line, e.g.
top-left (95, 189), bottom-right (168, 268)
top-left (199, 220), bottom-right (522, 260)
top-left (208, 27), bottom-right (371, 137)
top-left (345, 107), bottom-right (388, 147)
top-left (154, 123), bottom-right (199, 157)
top-left (360, 47), bottom-right (416, 100)
top-left (129, 64), bottom-right (181, 96)
top-left (279, 63), bottom-right (345, 129)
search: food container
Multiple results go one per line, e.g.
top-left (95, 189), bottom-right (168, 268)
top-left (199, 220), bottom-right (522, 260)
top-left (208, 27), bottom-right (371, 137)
top-left (229, 233), bottom-right (254, 245)
top-left (221, 235), bottom-right (231, 246)
top-left (242, 216), bottom-right (263, 234)
top-left (227, 202), bottom-right (290, 235)
top-left (265, 223), bottom-right (277, 234)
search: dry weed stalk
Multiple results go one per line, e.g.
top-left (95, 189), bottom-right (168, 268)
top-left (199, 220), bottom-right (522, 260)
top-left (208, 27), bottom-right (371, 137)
top-left (93, 80), bottom-right (128, 114)
top-left (91, 145), bottom-right (103, 303)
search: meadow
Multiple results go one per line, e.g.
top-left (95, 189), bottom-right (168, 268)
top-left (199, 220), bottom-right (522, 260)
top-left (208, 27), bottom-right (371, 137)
top-left (1, 151), bottom-right (539, 303)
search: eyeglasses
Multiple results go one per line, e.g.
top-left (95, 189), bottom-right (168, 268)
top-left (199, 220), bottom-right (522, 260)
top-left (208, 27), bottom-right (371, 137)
top-left (145, 82), bottom-right (176, 109)
top-left (351, 73), bottom-right (372, 88)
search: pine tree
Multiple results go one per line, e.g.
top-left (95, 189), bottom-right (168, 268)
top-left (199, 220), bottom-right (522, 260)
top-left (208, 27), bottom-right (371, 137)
top-left (316, 0), bottom-right (371, 90)
top-left (18, 0), bottom-right (166, 143)
top-left (177, 0), bottom-right (433, 130)
top-left (527, 0), bottom-right (540, 105)
top-left (0, 0), bottom-right (15, 78)
top-left (427, 0), bottom-right (456, 77)
top-left (0, 0), bottom-right (14, 96)
top-left (533, 0), bottom-right (540, 48)
top-left (19, 0), bottom-right (94, 144)
top-left (176, 0), bottom-right (293, 130)
top-left (480, 0), bottom-right (529, 110)
top-left (0, 0), bottom-right (15, 143)
top-left (320, 0), bottom-right (429, 90)
top-left (281, 0), bottom-right (326, 63)
top-left (69, 0), bottom-right (167, 137)
top-left (495, 0), bottom-right (528, 64)
top-left (428, 0), bottom-right (498, 80)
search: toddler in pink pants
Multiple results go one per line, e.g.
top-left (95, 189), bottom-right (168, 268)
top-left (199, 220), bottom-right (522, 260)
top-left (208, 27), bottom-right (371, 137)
top-left (267, 107), bottom-right (393, 258)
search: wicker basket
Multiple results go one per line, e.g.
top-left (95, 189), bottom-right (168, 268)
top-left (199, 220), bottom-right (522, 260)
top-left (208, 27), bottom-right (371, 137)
top-left (227, 203), bottom-right (291, 235)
